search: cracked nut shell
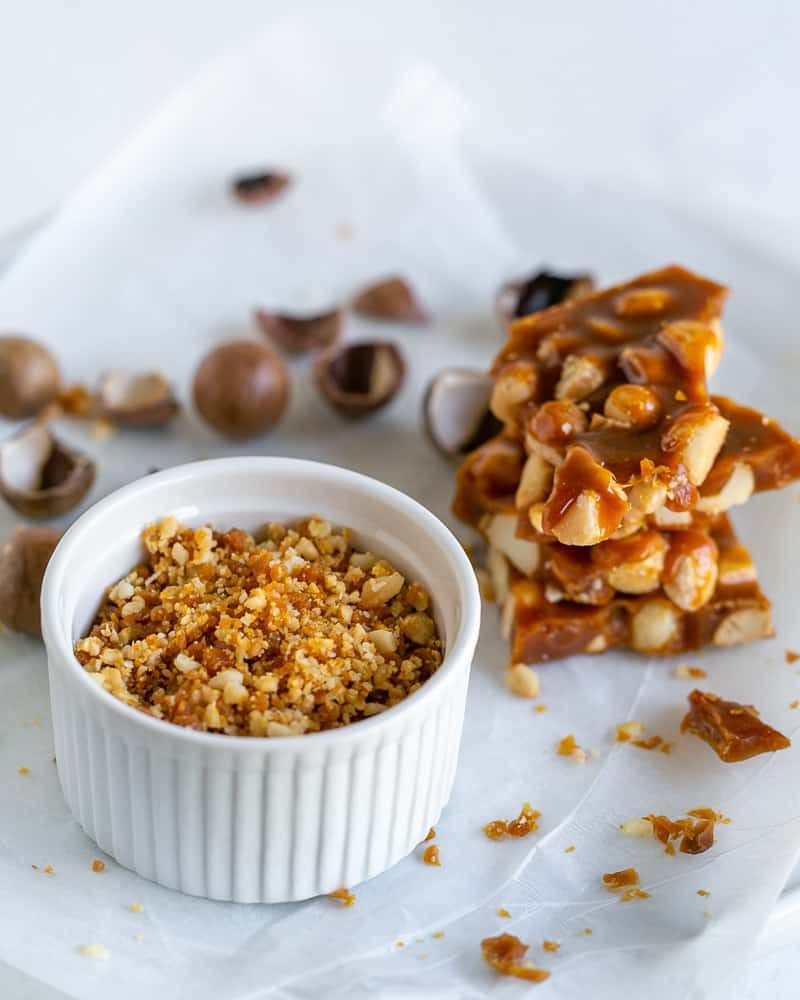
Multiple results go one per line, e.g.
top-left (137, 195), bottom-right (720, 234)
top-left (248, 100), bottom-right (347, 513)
top-left (352, 277), bottom-right (427, 322)
top-left (231, 171), bottom-right (291, 205)
top-left (422, 368), bottom-right (501, 456)
top-left (0, 336), bottom-right (61, 419)
top-left (315, 341), bottom-right (405, 418)
top-left (0, 526), bottom-right (61, 636)
top-left (496, 270), bottom-right (594, 326)
top-left (193, 340), bottom-right (290, 438)
top-left (97, 371), bottom-right (178, 426)
top-left (0, 423), bottom-right (95, 519)
top-left (254, 308), bottom-right (343, 355)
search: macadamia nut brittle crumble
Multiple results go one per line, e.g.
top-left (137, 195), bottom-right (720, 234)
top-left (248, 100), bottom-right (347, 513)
top-left (75, 516), bottom-right (441, 736)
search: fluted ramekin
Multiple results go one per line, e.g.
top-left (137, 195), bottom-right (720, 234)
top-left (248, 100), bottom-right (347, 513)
top-left (41, 457), bottom-right (480, 903)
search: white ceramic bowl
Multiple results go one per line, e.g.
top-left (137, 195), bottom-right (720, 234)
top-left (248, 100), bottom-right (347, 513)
top-left (41, 457), bottom-right (480, 903)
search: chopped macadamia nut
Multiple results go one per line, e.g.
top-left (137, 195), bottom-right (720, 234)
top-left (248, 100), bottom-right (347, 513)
top-left (505, 663), bottom-right (540, 698)
top-left (74, 517), bottom-right (441, 736)
top-left (79, 944), bottom-right (111, 961)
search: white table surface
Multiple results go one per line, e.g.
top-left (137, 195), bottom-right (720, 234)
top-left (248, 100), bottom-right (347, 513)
top-left (2, 2), bottom-right (799, 996)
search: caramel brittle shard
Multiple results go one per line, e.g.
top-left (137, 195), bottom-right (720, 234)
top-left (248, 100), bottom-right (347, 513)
top-left (680, 690), bottom-right (790, 762)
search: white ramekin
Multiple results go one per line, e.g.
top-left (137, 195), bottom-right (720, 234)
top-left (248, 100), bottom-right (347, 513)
top-left (41, 457), bottom-right (480, 903)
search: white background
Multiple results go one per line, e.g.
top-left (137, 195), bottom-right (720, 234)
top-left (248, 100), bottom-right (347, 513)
top-left (1, 2), bottom-right (799, 997)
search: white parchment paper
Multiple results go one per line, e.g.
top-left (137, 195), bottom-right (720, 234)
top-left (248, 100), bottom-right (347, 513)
top-left (1, 11), bottom-right (800, 999)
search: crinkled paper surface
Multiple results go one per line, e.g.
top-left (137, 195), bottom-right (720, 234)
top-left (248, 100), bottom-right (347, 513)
top-left (0, 9), bottom-right (799, 999)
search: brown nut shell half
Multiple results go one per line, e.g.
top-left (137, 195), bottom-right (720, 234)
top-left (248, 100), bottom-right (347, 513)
top-left (422, 368), bottom-right (501, 457)
top-left (315, 342), bottom-right (405, 418)
top-left (97, 371), bottom-right (178, 427)
top-left (254, 307), bottom-right (343, 355)
top-left (0, 336), bottom-right (61, 419)
top-left (193, 339), bottom-right (290, 439)
top-left (496, 270), bottom-right (595, 327)
top-left (231, 170), bottom-right (291, 205)
top-left (351, 277), bottom-right (428, 322)
top-left (0, 525), bottom-right (61, 636)
top-left (0, 423), bottom-right (95, 519)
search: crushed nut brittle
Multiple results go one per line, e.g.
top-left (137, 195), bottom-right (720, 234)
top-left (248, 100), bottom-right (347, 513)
top-left (329, 888), bottom-right (356, 907)
top-left (75, 517), bottom-right (442, 736)
top-left (556, 734), bottom-right (586, 762)
top-left (481, 933), bottom-right (550, 983)
top-left (483, 802), bottom-right (540, 841)
top-left (542, 940), bottom-right (560, 952)
top-left (91, 859), bottom-right (105, 873)
top-left (674, 664), bottom-right (707, 679)
top-left (602, 868), bottom-right (640, 891)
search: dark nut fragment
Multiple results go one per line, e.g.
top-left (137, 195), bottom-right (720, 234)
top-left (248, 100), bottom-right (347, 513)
top-left (422, 368), bottom-right (500, 456)
top-left (0, 526), bottom-right (61, 636)
top-left (0, 423), bottom-right (95, 518)
top-left (193, 340), bottom-right (290, 438)
top-left (254, 308), bottom-right (343, 355)
top-left (496, 270), bottom-right (594, 326)
top-left (681, 689), bottom-right (790, 762)
top-left (97, 372), bottom-right (178, 426)
top-left (315, 342), bottom-right (404, 418)
top-left (231, 171), bottom-right (291, 205)
top-left (0, 336), bottom-right (60, 419)
top-left (351, 277), bottom-right (427, 322)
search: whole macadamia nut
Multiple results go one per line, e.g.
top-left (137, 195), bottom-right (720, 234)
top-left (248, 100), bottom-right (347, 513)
top-left (0, 526), bottom-right (61, 636)
top-left (0, 336), bottom-right (60, 419)
top-left (193, 340), bottom-right (290, 438)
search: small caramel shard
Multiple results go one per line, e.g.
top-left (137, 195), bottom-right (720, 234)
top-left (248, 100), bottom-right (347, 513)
top-left (643, 809), bottom-right (722, 855)
top-left (602, 867), bottom-right (640, 891)
top-left (329, 888), bottom-right (356, 907)
top-left (542, 939), bottom-right (560, 953)
top-left (681, 689), bottom-right (790, 762)
top-left (481, 933), bottom-right (550, 983)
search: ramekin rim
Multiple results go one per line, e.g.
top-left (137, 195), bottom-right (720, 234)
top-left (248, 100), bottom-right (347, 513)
top-left (41, 456), bottom-right (481, 751)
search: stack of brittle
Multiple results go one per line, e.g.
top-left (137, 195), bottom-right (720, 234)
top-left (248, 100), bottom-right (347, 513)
top-left (454, 265), bottom-right (800, 663)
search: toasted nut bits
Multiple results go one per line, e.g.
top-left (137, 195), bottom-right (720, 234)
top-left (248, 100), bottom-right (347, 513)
top-left (681, 689), bottom-right (790, 762)
top-left (480, 933), bottom-right (550, 983)
top-left (193, 340), bottom-right (289, 438)
top-left (0, 526), bottom-right (61, 636)
top-left (0, 336), bottom-right (60, 419)
top-left (74, 516), bottom-right (441, 736)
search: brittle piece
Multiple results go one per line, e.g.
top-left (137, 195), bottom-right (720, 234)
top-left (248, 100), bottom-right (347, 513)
top-left (681, 690), bottom-right (790, 762)
top-left (503, 516), bottom-right (773, 662)
top-left (492, 264), bottom-right (727, 426)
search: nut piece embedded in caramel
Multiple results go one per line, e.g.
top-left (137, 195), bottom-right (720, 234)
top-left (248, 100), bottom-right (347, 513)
top-left (681, 690), bottom-right (791, 763)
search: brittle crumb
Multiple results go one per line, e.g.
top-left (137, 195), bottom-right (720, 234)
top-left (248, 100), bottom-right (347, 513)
top-left (129, 901), bottom-right (144, 913)
top-left (423, 827), bottom-right (436, 842)
top-left (564, 845), bottom-right (575, 853)
top-left (674, 664), bottom-right (707, 679)
top-left (483, 802), bottom-right (540, 841)
top-left (17, 766), bottom-right (30, 776)
top-left (433, 931), bottom-right (444, 939)
top-left (329, 888), bottom-right (356, 907)
top-left (74, 516), bottom-right (441, 737)
top-left (91, 859), bottom-right (105, 873)
top-left (423, 844), bottom-right (441, 866)
top-left (497, 908), bottom-right (510, 918)
top-left (481, 933), bottom-right (550, 983)
top-left (79, 944), bottom-right (110, 961)
top-left (697, 889), bottom-right (710, 897)
top-left (542, 940), bottom-right (560, 952)
top-left (786, 650), bottom-right (800, 664)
